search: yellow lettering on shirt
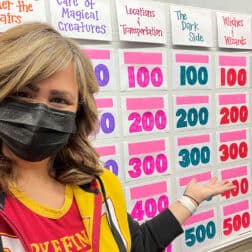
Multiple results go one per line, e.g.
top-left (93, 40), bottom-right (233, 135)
top-left (39, 242), bottom-right (49, 252)
top-left (75, 230), bottom-right (90, 247)
top-left (68, 235), bottom-right (82, 250)
top-left (30, 230), bottom-right (90, 252)
top-left (30, 244), bottom-right (40, 252)
top-left (51, 240), bottom-right (62, 252)
top-left (60, 236), bottom-right (73, 252)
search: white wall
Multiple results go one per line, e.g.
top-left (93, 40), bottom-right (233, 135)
top-left (155, 0), bottom-right (252, 13)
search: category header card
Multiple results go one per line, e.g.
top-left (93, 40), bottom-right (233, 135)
top-left (216, 11), bottom-right (252, 49)
top-left (50, 0), bottom-right (112, 40)
top-left (116, 0), bottom-right (167, 43)
top-left (0, 0), bottom-right (46, 32)
top-left (170, 5), bottom-right (214, 47)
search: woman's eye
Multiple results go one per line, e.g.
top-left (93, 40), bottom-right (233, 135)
top-left (12, 91), bottom-right (32, 98)
top-left (50, 97), bottom-right (70, 105)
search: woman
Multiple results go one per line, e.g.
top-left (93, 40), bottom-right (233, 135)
top-left (0, 23), bottom-right (234, 252)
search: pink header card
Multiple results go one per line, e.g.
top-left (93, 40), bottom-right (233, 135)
top-left (219, 129), bottom-right (247, 143)
top-left (128, 139), bottom-right (166, 155)
top-left (126, 97), bottom-right (164, 110)
top-left (176, 95), bottom-right (209, 105)
top-left (179, 171), bottom-right (211, 186)
top-left (219, 55), bottom-right (247, 67)
top-left (223, 199), bottom-right (249, 216)
top-left (184, 209), bottom-right (214, 226)
top-left (84, 49), bottom-right (111, 60)
top-left (130, 181), bottom-right (168, 200)
top-left (221, 165), bottom-right (248, 180)
top-left (176, 54), bottom-right (209, 64)
top-left (124, 51), bottom-right (163, 65)
top-left (177, 134), bottom-right (210, 146)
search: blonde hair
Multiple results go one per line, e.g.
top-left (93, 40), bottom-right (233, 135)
top-left (0, 22), bottom-right (103, 191)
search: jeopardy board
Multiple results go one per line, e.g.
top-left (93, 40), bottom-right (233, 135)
top-left (6, 1), bottom-right (252, 251)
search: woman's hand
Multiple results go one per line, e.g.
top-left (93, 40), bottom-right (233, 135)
top-left (184, 177), bottom-right (236, 205)
top-left (169, 177), bottom-right (236, 225)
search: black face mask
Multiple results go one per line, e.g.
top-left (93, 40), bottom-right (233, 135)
top-left (0, 98), bottom-right (76, 162)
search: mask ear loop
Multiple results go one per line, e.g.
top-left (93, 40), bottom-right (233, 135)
top-left (77, 97), bottom-right (85, 115)
top-left (78, 97), bottom-right (85, 104)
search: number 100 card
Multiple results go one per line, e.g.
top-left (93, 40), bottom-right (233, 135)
top-left (216, 54), bottom-right (250, 89)
top-left (172, 51), bottom-right (212, 90)
top-left (119, 49), bottom-right (168, 91)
